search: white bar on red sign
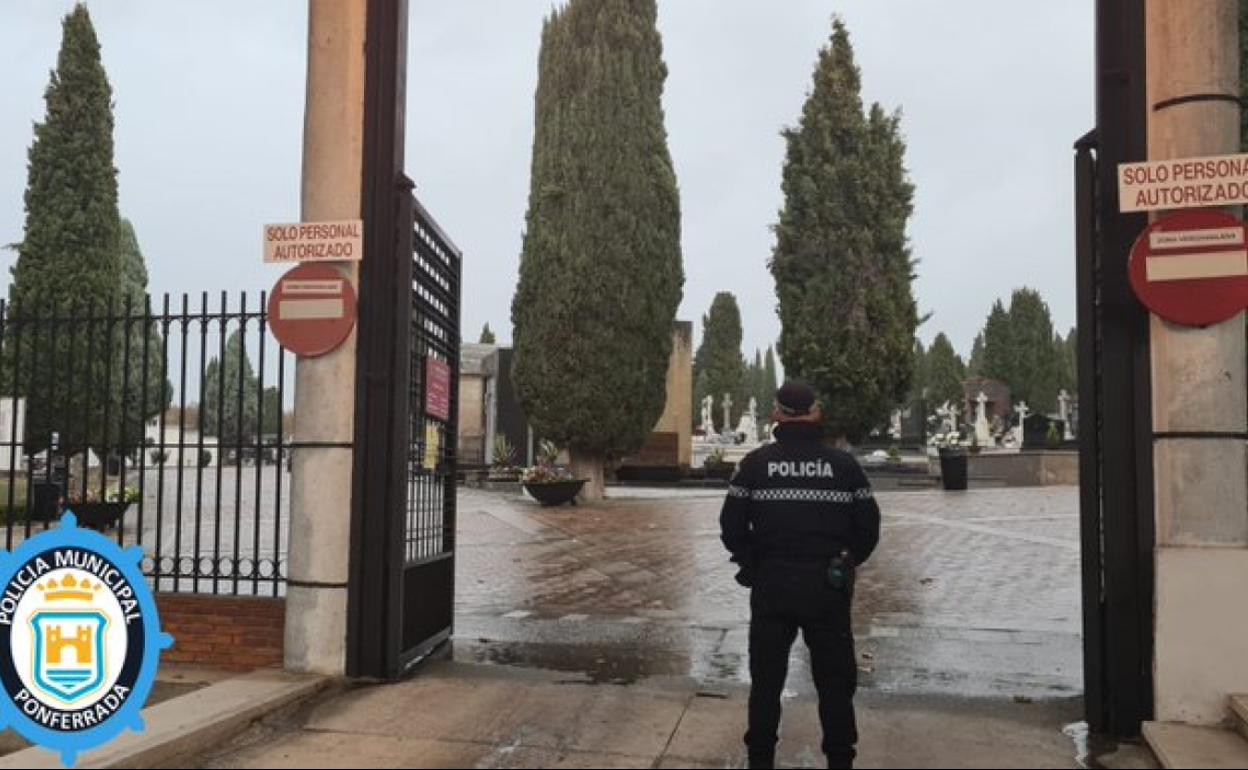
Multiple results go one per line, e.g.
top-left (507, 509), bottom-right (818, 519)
top-left (1146, 250), bottom-right (1248, 282)
top-left (282, 279), bottom-right (343, 295)
top-left (1149, 227), bottom-right (1244, 250)
top-left (278, 298), bottom-right (345, 320)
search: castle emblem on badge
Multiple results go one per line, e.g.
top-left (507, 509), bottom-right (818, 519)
top-left (0, 513), bottom-right (173, 767)
top-left (31, 573), bottom-right (109, 704)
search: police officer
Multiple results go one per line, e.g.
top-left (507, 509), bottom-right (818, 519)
top-left (720, 381), bottom-right (881, 770)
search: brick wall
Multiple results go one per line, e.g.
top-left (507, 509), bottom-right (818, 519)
top-left (156, 595), bottom-right (285, 670)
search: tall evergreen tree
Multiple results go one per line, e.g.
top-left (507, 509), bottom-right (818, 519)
top-left (1055, 327), bottom-right (1078, 396)
top-left (982, 289), bottom-right (1063, 411)
top-left (512, 0), bottom-right (682, 498)
top-left (748, 348), bottom-right (764, 416)
top-left (479, 323), bottom-right (496, 345)
top-left (692, 293), bottom-right (745, 432)
top-left (924, 333), bottom-right (967, 408)
top-left (762, 346), bottom-right (779, 406)
top-left (967, 332), bottom-right (986, 378)
top-left (981, 300), bottom-right (1012, 386)
top-left (770, 18), bottom-right (918, 443)
top-left (908, 338), bottom-right (928, 402)
top-left (117, 219), bottom-right (168, 448)
top-left (202, 330), bottom-right (259, 448)
top-left (7, 5), bottom-right (124, 453)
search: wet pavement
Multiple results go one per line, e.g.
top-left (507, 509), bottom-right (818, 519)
top-left (454, 485), bottom-right (1082, 699)
top-left (198, 485), bottom-right (1157, 768)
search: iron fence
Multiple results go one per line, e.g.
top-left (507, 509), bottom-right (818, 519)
top-left (0, 292), bottom-right (292, 596)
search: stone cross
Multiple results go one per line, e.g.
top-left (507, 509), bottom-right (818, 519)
top-left (721, 393), bottom-right (733, 435)
top-left (1013, 401), bottom-right (1030, 447)
top-left (974, 392), bottom-right (992, 446)
top-left (1058, 390), bottom-right (1075, 441)
top-left (700, 395), bottom-right (714, 435)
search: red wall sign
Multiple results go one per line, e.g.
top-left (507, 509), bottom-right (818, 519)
top-left (267, 263), bottom-right (357, 357)
top-left (1129, 209), bottom-right (1248, 327)
top-left (424, 357), bottom-right (452, 422)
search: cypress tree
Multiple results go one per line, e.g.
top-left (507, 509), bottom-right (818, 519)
top-left (909, 338), bottom-right (928, 401)
top-left (762, 346), bottom-right (779, 406)
top-left (512, 0), bottom-right (683, 498)
top-left (770, 18), bottom-right (918, 443)
top-left (982, 289), bottom-right (1062, 411)
top-left (981, 300), bottom-right (1012, 388)
top-left (925, 333), bottom-right (967, 409)
top-left (479, 323), bottom-right (496, 345)
top-left (749, 348), bottom-right (769, 419)
top-left (117, 220), bottom-right (167, 449)
top-left (8, 5), bottom-right (124, 453)
top-left (967, 333), bottom-right (986, 378)
top-left (202, 330), bottom-right (259, 448)
top-left (692, 293), bottom-right (745, 432)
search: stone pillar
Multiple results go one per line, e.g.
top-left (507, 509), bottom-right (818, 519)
top-left (283, 0), bottom-right (367, 676)
top-left (1146, 0), bottom-right (1248, 724)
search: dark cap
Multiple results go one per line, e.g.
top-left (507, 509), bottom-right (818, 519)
top-left (775, 380), bottom-right (817, 417)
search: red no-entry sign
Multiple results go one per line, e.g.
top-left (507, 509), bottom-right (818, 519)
top-left (1128, 210), bottom-right (1248, 327)
top-left (268, 263), bottom-right (357, 357)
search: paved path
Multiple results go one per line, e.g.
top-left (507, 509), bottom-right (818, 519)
top-left (455, 485), bottom-right (1082, 697)
top-left (198, 485), bottom-right (1154, 768)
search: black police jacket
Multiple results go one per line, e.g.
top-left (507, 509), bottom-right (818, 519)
top-left (719, 421), bottom-right (881, 570)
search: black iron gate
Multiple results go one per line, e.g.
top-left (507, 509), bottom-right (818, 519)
top-left (348, 0), bottom-right (460, 680)
top-left (348, 181), bottom-right (462, 680)
top-left (1077, 0), bottom-right (1155, 738)
top-left (398, 194), bottom-right (461, 664)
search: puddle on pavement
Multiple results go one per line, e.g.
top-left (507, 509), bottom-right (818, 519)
top-left (457, 633), bottom-right (773, 688)
top-left (455, 637), bottom-right (727, 686)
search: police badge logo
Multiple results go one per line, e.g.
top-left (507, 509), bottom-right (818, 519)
top-left (0, 513), bottom-right (172, 766)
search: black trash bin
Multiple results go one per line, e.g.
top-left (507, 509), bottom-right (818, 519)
top-left (31, 482), bottom-right (63, 522)
top-left (938, 448), bottom-right (968, 491)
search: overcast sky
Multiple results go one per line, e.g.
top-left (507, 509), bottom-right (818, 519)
top-left (0, 1), bottom-right (1092, 363)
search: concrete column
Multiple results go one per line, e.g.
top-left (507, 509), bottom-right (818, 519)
top-left (283, 0), bottom-right (368, 676)
top-left (1146, 0), bottom-right (1248, 724)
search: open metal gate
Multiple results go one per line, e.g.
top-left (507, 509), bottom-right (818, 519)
top-left (348, 179), bottom-right (462, 680)
top-left (348, 0), bottom-right (461, 680)
top-left (1077, 0), bottom-right (1155, 737)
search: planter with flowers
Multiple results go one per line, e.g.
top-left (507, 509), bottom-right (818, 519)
top-left (520, 441), bottom-right (585, 506)
top-left (63, 487), bottom-right (139, 531)
top-left (932, 432), bottom-right (969, 491)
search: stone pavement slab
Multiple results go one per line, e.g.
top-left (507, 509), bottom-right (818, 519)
top-left (0, 670), bottom-right (326, 769)
top-left (199, 661), bottom-right (1098, 769)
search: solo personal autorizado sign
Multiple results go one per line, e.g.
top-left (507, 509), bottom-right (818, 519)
top-left (263, 220), bottom-right (363, 263)
top-left (1117, 152), bottom-right (1248, 213)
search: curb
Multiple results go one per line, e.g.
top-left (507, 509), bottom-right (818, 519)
top-left (0, 670), bottom-right (331, 769)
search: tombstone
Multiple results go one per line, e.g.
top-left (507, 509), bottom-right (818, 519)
top-left (721, 393), bottom-right (733, 437)
top-left (889, 409), bottom-right (903, 440)
top-left (1023, 413), bottom-right (1065, 449)
top-left (699, 394), bottom-right (715, 436)
top-left (900, 402), bottom-right (927, 445)
top-left (1012, 401), bottom-right (1030, 447)
top-left (1058, 390), bottom-right (1076, 441)
top-left (974, 391), bottom-right (993, 446)
top-left (0, 398), bottom-right (25, 472)
top-left (735, 397), bottom-right (759, 444)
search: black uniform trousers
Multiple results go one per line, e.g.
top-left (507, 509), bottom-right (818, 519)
top-left (746, 561), bottom-right (857, 766)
